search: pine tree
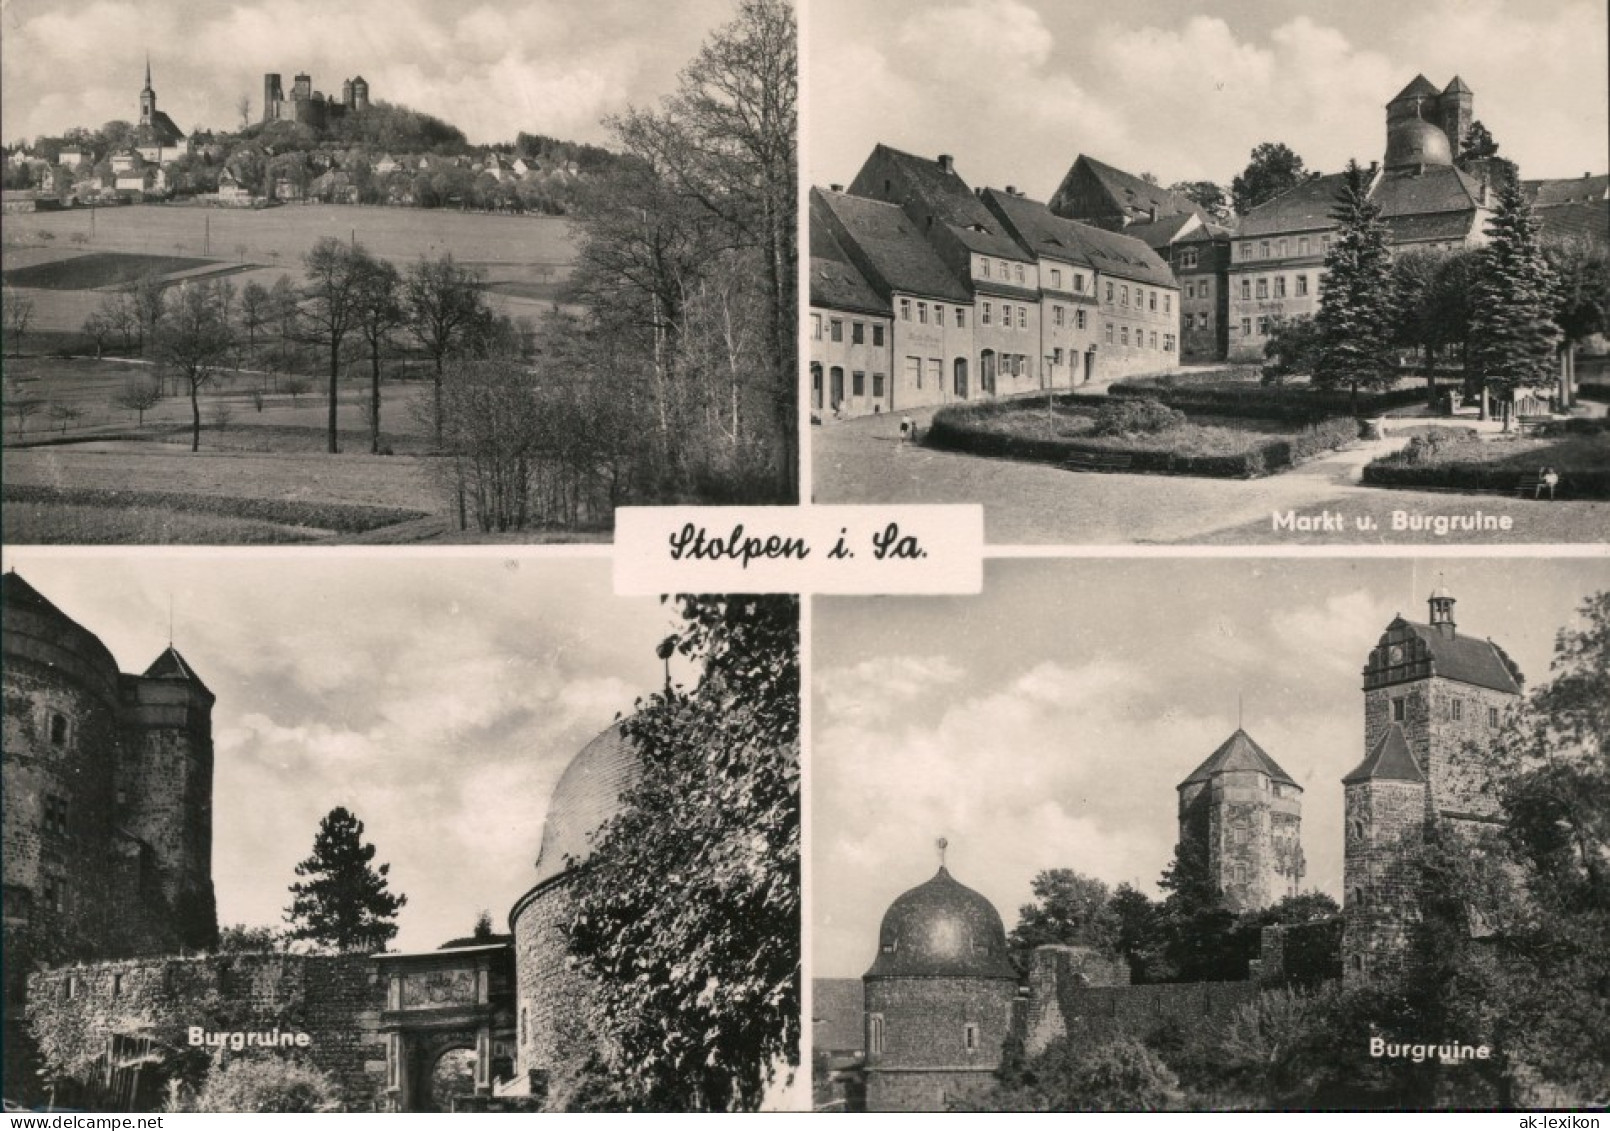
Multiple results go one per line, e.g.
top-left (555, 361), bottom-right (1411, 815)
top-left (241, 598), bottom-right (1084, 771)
top-left (284, 807), bottom-right (407, 953)
top-left (1313, 160), bottom-right (1397, 411)
top-left (1469, 181), bottom-right (1560, 426)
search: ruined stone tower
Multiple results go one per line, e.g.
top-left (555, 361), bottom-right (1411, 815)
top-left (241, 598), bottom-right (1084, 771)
top-left (1176, 729), bottom-right (1304, 913)
top-left (1342, 585), bottom-right (1522, 981)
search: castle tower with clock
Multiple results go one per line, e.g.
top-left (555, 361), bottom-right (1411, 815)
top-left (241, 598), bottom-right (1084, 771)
top-left (1342, 585), bottom-right (1523, 981)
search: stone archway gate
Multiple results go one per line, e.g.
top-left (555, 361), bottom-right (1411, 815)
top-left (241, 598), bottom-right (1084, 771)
top-left (375, 943), bottom-right (516, 1112)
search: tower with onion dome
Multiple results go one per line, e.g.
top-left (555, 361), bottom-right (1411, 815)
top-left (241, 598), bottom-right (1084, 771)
top-left (861, 842), bottom-right (1021, 1113)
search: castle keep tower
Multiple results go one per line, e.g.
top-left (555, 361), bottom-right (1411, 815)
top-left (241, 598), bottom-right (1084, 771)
top-left (1176, 729), bottom-right (1304, 912)
top-left (117, 646), bottom-right (218, 950)
top-left (1384, 74), bottom-right (1474, 170)
top-left (1343, 585), bottom-right (1522, 981)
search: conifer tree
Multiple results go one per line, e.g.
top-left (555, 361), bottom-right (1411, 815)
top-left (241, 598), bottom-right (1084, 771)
top-left (1468, 181), bottom-right (1560, 426)
top-left (1313, 160), bottom-right (1397, 411)
top-left (285, 807), bottom-right (407, 953)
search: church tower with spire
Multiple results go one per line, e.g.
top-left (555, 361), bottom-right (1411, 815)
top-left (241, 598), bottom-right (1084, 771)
top-left (1343, 584), bottom-right (1523, 981)
top-left (1175, 728), bottom-right (1304, 913)
top-left (140, 57), bottom-right (157, 127)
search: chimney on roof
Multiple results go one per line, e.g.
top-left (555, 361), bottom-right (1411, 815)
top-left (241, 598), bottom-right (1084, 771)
top-left (829, 183), bottom-right (843, 193)
top-left (938, 154), bottom-right (954, 174)
top-left (1147, 206), bottom-right (1157, 222)
top-left (1005, 185), bottom-right (1016, 196)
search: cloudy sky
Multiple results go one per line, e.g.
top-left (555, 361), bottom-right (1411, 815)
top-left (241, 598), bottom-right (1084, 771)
top-left (0, 0), bottom-right (741, 146)
top-left (2, 550), bottom-right (685, 952)
top-left (806, 0), bottom-right (1608, 195)
top-left (812, 556), bottom-right (1610, 978)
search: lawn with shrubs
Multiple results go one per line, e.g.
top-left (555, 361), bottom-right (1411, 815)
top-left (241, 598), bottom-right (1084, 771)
top-left (925, 394), bottom-right (1361, 478)
top-left (1362, 419), bottom-right (1610, 499)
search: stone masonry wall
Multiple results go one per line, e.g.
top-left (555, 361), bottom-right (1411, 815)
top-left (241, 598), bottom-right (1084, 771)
top-left (26, 954), bottom-right (388, 1111)
top-left (1343, 779), bottom-right (1427, 982)
top-left (510, 879), bottom-right (595, 1094)
top-left (1052, 981), bottom-right (1261, 1045)
top-left (864, 976), bottom-right (1018, 1074)
top-left (866, 1067), bottom-right (996, 1113)
top-left (1024, 945), bottom-right (1129, 1054)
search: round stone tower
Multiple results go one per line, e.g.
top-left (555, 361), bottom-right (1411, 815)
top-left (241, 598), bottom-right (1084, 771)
top-left (1, 573), bottom-right (124, 960)
top-left (507, 722), bottom-right (641, 1099)
top-left (862, 862), bottom-right (1020, 1113)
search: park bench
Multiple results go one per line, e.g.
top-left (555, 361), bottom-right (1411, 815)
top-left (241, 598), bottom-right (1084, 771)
top-left (1063, 451), bottom-right (1134, 473)
top-left (1517, 471), bottom-right (1558, 499)
top-left (1517, 414), bottom-right (1552, 434)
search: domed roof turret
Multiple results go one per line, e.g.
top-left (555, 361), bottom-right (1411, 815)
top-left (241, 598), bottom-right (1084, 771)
top-left (530, 722), bottom-right (641, 887)
top-left (1386, 117), bottom-right (1453, 169)
top-left (865, 866), bottom-right (1016, 980)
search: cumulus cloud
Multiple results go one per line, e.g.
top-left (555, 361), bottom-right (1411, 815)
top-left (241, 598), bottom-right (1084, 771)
top-left (810, 0), bottom-right (1606, 193)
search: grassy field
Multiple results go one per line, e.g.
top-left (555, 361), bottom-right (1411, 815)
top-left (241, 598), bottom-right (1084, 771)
top-left (3, 252), bottom-right (217, 289)
top-left (5, 356), bottom-right (432, 442)
top-left (0, 356), bottom-right (612, 543)
top-left (2, 202), bottom-right (578, 332)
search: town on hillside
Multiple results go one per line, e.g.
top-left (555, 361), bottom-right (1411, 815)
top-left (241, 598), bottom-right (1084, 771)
top-left (1, 61), bottom-right (620, 216)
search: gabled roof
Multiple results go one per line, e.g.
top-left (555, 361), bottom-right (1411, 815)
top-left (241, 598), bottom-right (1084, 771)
top-left (860, 144), bottom-right (1028, 261)
top-left (1390, 74), bottom-right (1441, 103)
top-left (1526, 174), bottom-right (1609, 208)
top-left (1374, 164), bottom-right (1485, 218)
top-left (136, 111), bottom-right (185, 147)
top-left (1119, 211), bottom-right (1201, 251)
top-left (982, 188), bottom-right (1177, 289)
top-left (1342, 724), bottom-right (1426, 784)
top-left (1236, 172), bottom-right (1351, 238)
top-left (1383, 211), bottom-right (1479, 244)
top-left (1534, 199), bottom-right (1610, 246)
top-left (809, 205), bottom-right (891, 316)
top-left (143, 645), bottom-right (213, 697)
top-left (813, 187), bottom-right (974, 304)
top-left (1396, 619), bottom-right (1523, 694)
top-left (1064, 155), bottom-right (1205, 223)
top-left (1178, 728), bottom-right (1299, 790)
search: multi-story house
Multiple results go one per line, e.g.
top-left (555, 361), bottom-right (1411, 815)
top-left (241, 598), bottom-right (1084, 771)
top-left (812, 187), bottom-right (975, 413)
top-left (809, 192), bottom-right (894, 416)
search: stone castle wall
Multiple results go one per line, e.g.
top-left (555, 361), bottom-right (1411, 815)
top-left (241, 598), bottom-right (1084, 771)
top-left (1051, 981), bottom-right (1261, 1045)
top-left (26, 953), bottom-right (389, 1110)
top-left (864, 975), bottom-right (1018, 1075)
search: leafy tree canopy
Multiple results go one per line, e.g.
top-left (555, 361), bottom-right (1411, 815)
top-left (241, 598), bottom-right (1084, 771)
top-left (1231, 142), bottom-right (1316, 214)
top-left (564, 595), bottom-right (799, 1111)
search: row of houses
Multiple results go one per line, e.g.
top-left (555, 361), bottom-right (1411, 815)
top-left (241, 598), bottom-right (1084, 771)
top-left (810, 146), bottom-right (1182, 416)
top-left (812, 75), bottom-right (1608, 415)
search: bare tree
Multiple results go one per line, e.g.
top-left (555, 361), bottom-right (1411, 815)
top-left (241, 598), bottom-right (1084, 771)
top-left (8, 397), bottom-right (43, 434)
top-left (154, 279), bottom-right (234, 451)
top-left (237, 95), bottom-right (252, 131)
top-left (114, 374), bottom-right (163, 426)
top-left (240, 279), bottom-right (270, 362)
top-left (403, 253), bottom-right (490, 447)
top-left (3, 289), bottom-right (35, 356)
top-left (300, 238), bottom-right (367, 453)
top-left (48, 402), bottom-right (84, 435)
top-left (81, 308), bottom-right (115, 358)
top-left (351, 255), bottom-right (404, 453)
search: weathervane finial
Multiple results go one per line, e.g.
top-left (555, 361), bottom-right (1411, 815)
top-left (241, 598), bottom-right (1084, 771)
top-left (936, 837), bottom-right (948, 868)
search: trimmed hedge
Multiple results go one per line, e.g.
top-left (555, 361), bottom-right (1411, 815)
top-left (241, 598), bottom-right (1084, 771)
top-left (925, 405), bottom-right (1359, 479)
top-left (1107, 379), bottom-right (1450, 424)
top-left (1361, 462), bottom-right (1610, 500)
